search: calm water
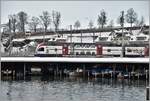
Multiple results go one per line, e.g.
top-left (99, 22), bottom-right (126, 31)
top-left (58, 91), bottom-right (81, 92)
top-left (0, 77), bottom-right (147, 101)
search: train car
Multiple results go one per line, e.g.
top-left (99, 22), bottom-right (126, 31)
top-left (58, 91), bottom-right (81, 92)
top-left (68, 44), bottom-right (97, 56)
top-left (125, 47), bottom-right (145, 57)
top-left (102, 46), bottom-right (122, 57)
top-left (35, 42), bottom-right (69, 57)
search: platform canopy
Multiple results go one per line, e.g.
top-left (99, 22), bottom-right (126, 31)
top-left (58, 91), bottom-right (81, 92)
top-left (1, 57), bottom-right (149, 64)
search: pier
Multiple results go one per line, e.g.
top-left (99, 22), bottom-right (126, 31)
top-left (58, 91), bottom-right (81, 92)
top-left (1, 57), bottom-right (149, 63)
top-left (1, 57), bottom-right (149, 80)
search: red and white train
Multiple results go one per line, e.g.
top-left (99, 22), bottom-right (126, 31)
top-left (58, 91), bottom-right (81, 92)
top-left (34, 42), bottom-right (149, 57)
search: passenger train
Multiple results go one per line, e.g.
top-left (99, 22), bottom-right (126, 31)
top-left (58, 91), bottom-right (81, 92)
top-left (34, 42), bottom-right (149, 57)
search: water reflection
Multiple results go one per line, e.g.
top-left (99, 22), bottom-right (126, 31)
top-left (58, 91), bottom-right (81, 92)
top-left (0, 76), bottom-right (147, 101)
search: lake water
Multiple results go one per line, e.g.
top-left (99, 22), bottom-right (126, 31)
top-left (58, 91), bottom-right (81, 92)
top-left (0, 77), bottom-right (147, 101)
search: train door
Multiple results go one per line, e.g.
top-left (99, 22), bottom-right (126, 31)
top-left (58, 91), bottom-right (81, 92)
top-left (62, 44), bottom-right (68, 56)
top-left (144, 46), bottom-right (149, 57)
top-left (96, 44), bottom-right (102, 56)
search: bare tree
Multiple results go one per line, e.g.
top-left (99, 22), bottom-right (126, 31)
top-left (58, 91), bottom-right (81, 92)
top-left (108, 20), bottom-right (114, 28)
top-left (139, 16), bottom-right (145, 26)
top-left (52, 10), bottom-right (61, 31)
top-left (88, 20), bottom-right (94, 29)
top-left (135, 16), bottom-right (145, 27)
top-left (6, 19), bottom-right (12, 33)
top-left (117, 11), bottom-right (125, 27)
top-left (39, 11), bottom-right (51, 42)
top-left (39, 11), bottom-right (51, 32)
top-left (126, 8), bottom-right (138, 28)
top-left (97, 9), bottom-right (107, 28)
top-left (74, 20), bottom-right (81, 29)
top-left (29, 16), bottom-right (40, 32)
top-left (8, 14), bottom-right (17, 33)
top-left (135, 20), bottom-right (140, 27)
top-left (17, 11), bottom-right (28, 33)
top-left (5, 14), bottom-right (17, 55)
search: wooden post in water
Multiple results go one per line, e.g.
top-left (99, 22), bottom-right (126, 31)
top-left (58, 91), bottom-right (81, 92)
top-left (56, 64), bottom-right (59, 76)
top-left (83, 64), bottom-right (86, 77)
top-left (132, 65), bottom-right (135, 79)
top-left (23, 63), bottom-right (26, 80)
top-left (111, 72), bottom-right (113, 78)
top-left (95, 72), bottom-right (97, 78)
top-left (126, 64), bottom-right (128, 74)
top-left (113, 64), bottom-right (116, 79)
top-left (129, 72), bottom-right (131, 79)
top-left (146, 86), bottom-right (149, 100)
top-left (54, 64), bottom-right (57, 77)
top-left (54, 69), bottom-right (56, 77)
top-left (0, 62), bottom-right (1, 81)
top-left (102, 72), bottom-right (104, 78)
top-left (6, 69), bottom-right (9, 77)
top-left (60, 69), bottom-right (62, 78)
top-left (146, 69), bottom-right (148, 80)
top-left (88, 70), bottom-right (90, 77)
top-left (138, 69), bottom-right (140, 80)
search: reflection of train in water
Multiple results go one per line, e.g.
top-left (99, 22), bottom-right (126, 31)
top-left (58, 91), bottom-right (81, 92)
top-left (34, 42), bottom-right (149, 57)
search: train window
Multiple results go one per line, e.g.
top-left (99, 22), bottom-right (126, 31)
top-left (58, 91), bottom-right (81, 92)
top-left (85, 45), bottom-right (88, 48)
top-left (81, 45), bottom-right (84, 48)
top-left (86, 52), bottom-right (91, 55)
top-left (38, 47), bottom-right (44, 51)
top-left (127, 48), bottom-right (132, 52)
top-left (80, 52), bottom-right (85, 55)
top-left (92, 52), bottom-right (95, 55)
top-left (84, 45), bottom-right (90, 48)
top-left (70, 52), bottom-right (74, 55)
top-left (54, 48), bottom-right (57, 52)
top-left (76, 52), bottom-right (79, 55)
top-left (91, 45), bottom-right (95, 48)
top-left (99, 37), bottom-right (108, 41)
top-left (136, 37), bottom-right (146, 40)
top-left (76, 45), bottom-right (80, 48)
top-left (107, 49), bottom-right (111, 52)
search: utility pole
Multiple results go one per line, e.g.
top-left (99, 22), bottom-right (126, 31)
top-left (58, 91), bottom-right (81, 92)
top-left (81, 31), bottom-right (82, 43)
top-left (8, 18), bottom-right (13, 56)
top-left (120, 11), bottom-right (125, 57)
top-left (70, 25), bottom-right (74, 55)
top-left (70, 25), bottom-right (72, 43)
top-left (43, 28), bottom-right (46, 43)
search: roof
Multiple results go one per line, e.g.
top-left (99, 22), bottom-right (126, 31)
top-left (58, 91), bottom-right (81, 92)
top-left (12, 38), bottom-right (25, 42)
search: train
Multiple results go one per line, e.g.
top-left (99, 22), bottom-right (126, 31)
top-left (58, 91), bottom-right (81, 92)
top-left (34, 42), bottom-right (149, 57)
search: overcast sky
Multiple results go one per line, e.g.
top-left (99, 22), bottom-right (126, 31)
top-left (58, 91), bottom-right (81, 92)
top-left (1, 1), bottom-right (149, 29)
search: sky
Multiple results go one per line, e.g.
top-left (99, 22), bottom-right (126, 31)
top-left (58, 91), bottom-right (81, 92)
top-left (1, 1), bottom-right (149, 29)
